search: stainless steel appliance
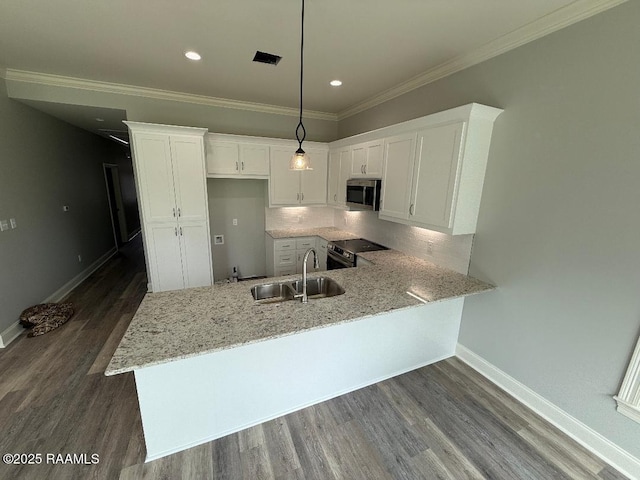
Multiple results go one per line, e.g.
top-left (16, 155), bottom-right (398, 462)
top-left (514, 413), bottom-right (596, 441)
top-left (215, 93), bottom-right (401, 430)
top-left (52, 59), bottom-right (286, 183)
top-left (346, 179), bottom-right (382, 211)
top-left (326, 238), bottom-right (388, 269)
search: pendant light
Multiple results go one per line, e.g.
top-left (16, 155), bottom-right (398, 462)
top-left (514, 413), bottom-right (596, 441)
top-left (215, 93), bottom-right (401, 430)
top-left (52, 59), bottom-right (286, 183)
top-left (290, 0), bottom-right (312, 170)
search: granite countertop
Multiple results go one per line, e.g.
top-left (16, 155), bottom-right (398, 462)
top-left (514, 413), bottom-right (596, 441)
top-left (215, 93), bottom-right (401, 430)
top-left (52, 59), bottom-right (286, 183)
top-left (105, 248), bottom-right (494, 376)
top-left (266, 226), bottom-right (360, 241)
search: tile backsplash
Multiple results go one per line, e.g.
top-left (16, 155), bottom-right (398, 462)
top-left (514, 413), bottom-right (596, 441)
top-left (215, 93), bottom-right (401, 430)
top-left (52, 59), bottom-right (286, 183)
top-left (265, 206), bottom-right (335, 231)
top-left (334, 210), bottom-right (473, 274)
top-left (266, 206), bottom-right (473, 274)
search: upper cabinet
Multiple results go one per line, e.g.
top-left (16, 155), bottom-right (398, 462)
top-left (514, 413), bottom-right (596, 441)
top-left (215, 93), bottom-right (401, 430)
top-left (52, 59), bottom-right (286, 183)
top-left (378, 104), bottom-right (503, 235)
top-left (205, 134), bottom-right (269, 178)
top-left (327, 147), bottom-right (351, 206)
top-left (269, 147), bottom-right (328, 207)
top-left (350, 140), bottom-right (384, 178)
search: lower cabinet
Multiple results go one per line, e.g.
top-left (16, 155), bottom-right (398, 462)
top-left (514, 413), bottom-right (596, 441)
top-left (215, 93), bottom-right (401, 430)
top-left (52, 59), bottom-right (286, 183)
top-left (146, 222), bottom-right (213, 292)
top-left (266, 235), bottom-right (326, 277)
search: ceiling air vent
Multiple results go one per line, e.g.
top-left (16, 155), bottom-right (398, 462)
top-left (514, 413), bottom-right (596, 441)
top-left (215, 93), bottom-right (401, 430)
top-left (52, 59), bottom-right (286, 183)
top-left (253, 51), bottom-right (282, 65)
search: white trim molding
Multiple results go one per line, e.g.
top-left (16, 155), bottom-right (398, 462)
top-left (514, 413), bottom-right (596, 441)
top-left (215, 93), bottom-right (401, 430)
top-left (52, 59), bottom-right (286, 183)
top-left (456, 343), bottom-right (640, 480)
top-left (3, 69), bottom-right (337, 122)
top-left (337, 0), bottom-right (629, 120)
top-left (0, 247), bottom-right (117, 348)
top-left (0, 321), bottom-right (24, 348)
top-left (614, 335), bottom-right (640, 425)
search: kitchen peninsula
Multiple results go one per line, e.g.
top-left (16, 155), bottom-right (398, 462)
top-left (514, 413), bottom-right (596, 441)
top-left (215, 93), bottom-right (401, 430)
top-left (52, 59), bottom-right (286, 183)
top-left (106, 231), bottom-right (494, 461)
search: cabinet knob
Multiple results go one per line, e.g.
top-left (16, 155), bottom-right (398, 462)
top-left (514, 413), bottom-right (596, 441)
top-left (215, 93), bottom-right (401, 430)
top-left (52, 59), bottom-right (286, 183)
top-left (173, 208), bottom-right (176, 217)
top-left (236, 161), bottom-right (239, 171)
top-left (241, 161), bottom-right (245, 170)
top-left (364, 165), bottom-right (367, 174)
top-left (174, 227), bottom-right (178, 236)
top-left (297, 193), bottom-right (300, 201)
top-left (409, 204), bottom-right (415, 216)
top-left (334, 194), bottom-right (337, 201)
top-left (177, 208), bottom-right (181, 217)
top-left (180, 226), bottom-right (183, 236)
top-left (301, 192), bottom-right (304, 201)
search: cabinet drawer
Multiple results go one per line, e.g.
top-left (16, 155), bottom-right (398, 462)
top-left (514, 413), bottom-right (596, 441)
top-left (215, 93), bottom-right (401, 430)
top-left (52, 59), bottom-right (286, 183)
top-left (276, 252), bottom-right (296, 267)
top-left (295, 237), bottom-right (316, 250)
top-left (275, 267), bottom-right (296, 277)
top-left (274, 239), bottom-right (296, 251)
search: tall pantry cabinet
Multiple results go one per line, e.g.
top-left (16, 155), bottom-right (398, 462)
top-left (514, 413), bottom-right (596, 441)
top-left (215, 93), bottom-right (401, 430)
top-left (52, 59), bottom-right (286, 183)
top-left (125, 122), bottom-right (213, 292)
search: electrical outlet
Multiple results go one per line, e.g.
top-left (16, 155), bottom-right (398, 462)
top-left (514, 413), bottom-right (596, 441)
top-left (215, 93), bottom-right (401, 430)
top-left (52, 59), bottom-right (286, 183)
top-left (63, 205), bottom-right (70, 212)
top-left (9, 218), bottom-right (17, 229)
top-left (427, 241), bottom-right (434, 255)
top-left (0, 220), bottom-right (8, 232)
top-left (232, 219), bottom-right (238, 226)
top-left (214, 235), bottom-right (224, 245)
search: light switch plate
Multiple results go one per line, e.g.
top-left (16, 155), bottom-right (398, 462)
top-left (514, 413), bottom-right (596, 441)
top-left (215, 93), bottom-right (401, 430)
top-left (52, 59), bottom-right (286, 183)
top-left (10, 218), bottom-right (17, 229)
top-left (0, 220), bottom-right (8, 231)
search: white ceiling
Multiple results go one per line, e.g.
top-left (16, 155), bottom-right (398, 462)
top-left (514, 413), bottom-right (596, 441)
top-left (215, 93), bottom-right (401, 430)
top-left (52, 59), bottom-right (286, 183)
top-left (0, 0), bottom-right (618, 138)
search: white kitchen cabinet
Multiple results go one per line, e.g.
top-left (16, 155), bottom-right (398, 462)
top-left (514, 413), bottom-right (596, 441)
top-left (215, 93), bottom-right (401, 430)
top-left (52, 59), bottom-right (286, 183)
top-left (295, 237), bottom-right (318, 273)
top-left (205, 135), bottom-right (269, 177)
top-left (350, 140), bottom-right (384, 178)
top-left (379, 132), bottom-right (417, 220)
top-left (269, 147), bottom-right (328, 206)
top-left (376, 104), bottom-right (503, 235)
top-left (266, 235), bottom-right (325, 277)
top-left (317, 238), bottom-right (328, 270)
top-left (126, 122), bottom-right (213, 292)
top-left (327, 148), bottom-right (351, 206)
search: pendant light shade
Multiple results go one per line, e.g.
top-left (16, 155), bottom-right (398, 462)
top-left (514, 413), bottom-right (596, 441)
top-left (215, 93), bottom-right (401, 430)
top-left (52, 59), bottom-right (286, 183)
top-left (290, 0), bottom-right (312, 170)
top-left (290, 147), bottom-right (311, 170)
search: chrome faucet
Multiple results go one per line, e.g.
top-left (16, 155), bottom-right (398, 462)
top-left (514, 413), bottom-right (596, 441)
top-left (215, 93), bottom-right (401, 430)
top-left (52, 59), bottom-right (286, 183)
top-left (300, 248), bottom-right (319, 303)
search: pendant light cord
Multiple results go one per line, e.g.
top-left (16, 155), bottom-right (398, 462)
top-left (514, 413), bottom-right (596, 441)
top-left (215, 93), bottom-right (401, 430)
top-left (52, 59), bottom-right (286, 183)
top-left (295, 0), bottom-right (306, 149)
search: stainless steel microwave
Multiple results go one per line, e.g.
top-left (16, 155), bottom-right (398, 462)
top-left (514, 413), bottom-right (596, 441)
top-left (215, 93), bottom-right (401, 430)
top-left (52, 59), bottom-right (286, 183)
top-left (346, 179), bottom-right (382, 211)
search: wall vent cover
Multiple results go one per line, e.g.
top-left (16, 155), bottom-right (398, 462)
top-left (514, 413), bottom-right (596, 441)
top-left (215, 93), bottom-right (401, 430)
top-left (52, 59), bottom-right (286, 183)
top-left (253, 51), bottom-right (282, 65)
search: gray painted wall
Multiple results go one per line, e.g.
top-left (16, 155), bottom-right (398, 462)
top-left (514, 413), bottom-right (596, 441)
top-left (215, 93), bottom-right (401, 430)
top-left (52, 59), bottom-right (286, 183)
top-left (338, 1), bottom-right (640, 459)
top-left (0, 78), bottom-right (120, 333)
top-left (208, 179), bottom-right (267, 281)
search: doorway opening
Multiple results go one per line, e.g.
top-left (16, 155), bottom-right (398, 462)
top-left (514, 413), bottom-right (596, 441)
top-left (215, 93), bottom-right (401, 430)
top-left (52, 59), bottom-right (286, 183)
top-left (103, 164), bottom-right (129, 248)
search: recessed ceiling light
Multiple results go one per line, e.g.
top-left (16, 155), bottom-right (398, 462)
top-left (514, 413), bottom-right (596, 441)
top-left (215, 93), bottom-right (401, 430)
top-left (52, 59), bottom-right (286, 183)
top-left (95, 117), bottom-right (105, 122)
top-left (185, 51), bottom-right (202, 61)
top-left (330, 80), bottom-right (342, 87)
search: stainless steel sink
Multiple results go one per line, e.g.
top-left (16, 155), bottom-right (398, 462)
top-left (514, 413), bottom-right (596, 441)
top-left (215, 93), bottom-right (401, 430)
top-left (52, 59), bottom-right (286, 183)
top-left (251, 277), bottom-right (345, 303)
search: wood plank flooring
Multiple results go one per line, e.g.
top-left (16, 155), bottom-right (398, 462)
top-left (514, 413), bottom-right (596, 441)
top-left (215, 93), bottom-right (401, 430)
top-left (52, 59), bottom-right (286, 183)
top-left (0, 237), bottom-right (629, 480)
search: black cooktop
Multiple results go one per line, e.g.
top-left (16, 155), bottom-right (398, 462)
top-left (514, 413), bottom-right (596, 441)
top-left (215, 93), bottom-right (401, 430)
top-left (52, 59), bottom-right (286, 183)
top-left (329, 238), bottom-right (388, 255)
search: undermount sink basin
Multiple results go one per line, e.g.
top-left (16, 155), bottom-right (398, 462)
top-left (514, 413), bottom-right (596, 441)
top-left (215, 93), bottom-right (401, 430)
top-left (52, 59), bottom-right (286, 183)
top-left (251, 277), bottom-right (345, 303)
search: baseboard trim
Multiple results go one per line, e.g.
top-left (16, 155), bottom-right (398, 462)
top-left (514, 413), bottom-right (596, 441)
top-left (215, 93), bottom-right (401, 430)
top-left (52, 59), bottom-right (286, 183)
top-left (0, 247), bottom-right (118, 348)
top-left (456, 343), bottom-right (640, 480)
top-left (0, 321), bottom-right (24, 348)
top-left (43, 247), bottom-right (117, 303)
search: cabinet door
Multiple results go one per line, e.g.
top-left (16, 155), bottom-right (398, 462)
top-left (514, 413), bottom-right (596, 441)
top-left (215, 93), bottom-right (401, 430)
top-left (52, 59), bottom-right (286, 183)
top-left (179, 222), bottom-right (213, 288)
top-left (269, 147), bottom-right (301, 206)
top-left (327, 150), bottom-right (341, 206)
top-left (380, 132), bottom-right (416, 220)
top-left (206, 141), bottom-right (239, 175)
top-left (240, 144), bottom-right (269, 175)
top-left (410, 122), bottom-right (464, 228)
top-left (147, 223), bottom-right (184, 292)
top-left (296, 249), bottom-right (318, 274)
top-left (317, 238), bottom-right (328, 271)
top-left (171, 136), bottom-right (209, 222)
top-left (300, 149), bottom-right (328, 205)
top-left (364, 140), bottom-right (384, 177)
top-left (337, 149), bottom-right (351, 205)
top-left (133, 133), bottom-right (177, 223)
top-left (351, 144), bottom-right (366, 177)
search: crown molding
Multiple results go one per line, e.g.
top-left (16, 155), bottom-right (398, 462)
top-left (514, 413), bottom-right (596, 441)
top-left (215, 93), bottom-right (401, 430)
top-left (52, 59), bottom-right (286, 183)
top-left (337, 0), bottom-right (629, 120)
top-left (4, 69), bottom-right (338, 122)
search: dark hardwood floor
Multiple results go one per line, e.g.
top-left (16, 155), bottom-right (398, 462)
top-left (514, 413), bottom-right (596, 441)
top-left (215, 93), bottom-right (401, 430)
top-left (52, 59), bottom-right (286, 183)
top-left (0, 238), bottom-right (629, 479)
